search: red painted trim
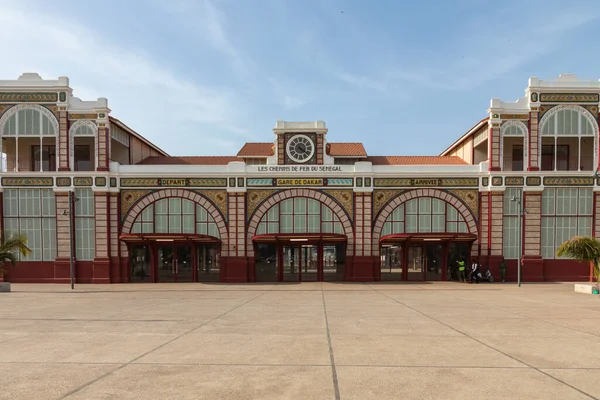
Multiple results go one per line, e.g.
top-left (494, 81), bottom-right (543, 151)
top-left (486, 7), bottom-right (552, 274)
top-left (120, 233), bottom-right (220, 243)
top-left (477, 191), bottom-right (482, 259)
top-left (0, 192), bottom-right (4, 242)
top-left (251, 233), bottom-right (347, 243)
top-left (379, 233), bottom-right (477, 243)
top-left (105, 127), bottom-right (109, 169)
top-left (528, 112), bottom-right (532, 170)
top-left (487, 193), bottom-right (492, 256)
top-left (593, 191), bottom-right (597, 239)
top-left (522, 192), bottom-right (526, 262)
top-left (117, 192), bottom-right (122, 282)
top-left (106, 193), bottom-right (111, 262)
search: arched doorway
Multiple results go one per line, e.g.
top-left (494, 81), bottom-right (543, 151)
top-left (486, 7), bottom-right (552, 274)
top-left (247, 189), bottom-right (354, 282)
top-left (373, 189), bottom-right (478, 281)
top-left (120, 189), bottom-right (228, 282)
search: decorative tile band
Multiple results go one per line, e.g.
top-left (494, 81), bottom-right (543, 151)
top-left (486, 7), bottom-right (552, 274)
top-left (0, 92), bottom-right (58, 102)
top-left (327, 178), bottom-right (353, 187)
top-left (1, 177), bottom-right (53, 186)
top-left (247, 178), bottom-right (273, 187)
top-left (500, 114), bottom-right (529, 120)
top-left (504, 177), bottom-right (524, 186)
top-left (56, 177), bottom-right (71, 187)
top-left (74, 177), bottom-right (93, 186)
top-left (481, 177), bottom-right (489, 186)
top-left (491, 177), bottom-right (503, 186)
top-left (69, 113), bottom-right (98, 120)
top-left (539, 93), bottom-right (599, 103)
top-left (374, 178), bottom-right (478, 187)
top-left (543, 177), bottom-right (594, 186)
top-left (110, 177), bottom-right (117, 187)
top-left (526, 176), bottom-right (541, 186)
top-left (95, 177), bottom-right (107, 187)
top-left (119, 178), bottom-right (227, 188)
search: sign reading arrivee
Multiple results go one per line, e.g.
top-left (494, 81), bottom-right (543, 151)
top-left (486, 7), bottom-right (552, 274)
top-left (412, 178), bottom-right (439, 186)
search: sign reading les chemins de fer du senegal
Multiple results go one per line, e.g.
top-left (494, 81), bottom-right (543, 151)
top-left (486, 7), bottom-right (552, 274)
top-left (275, 178), bottom-right (324, 186)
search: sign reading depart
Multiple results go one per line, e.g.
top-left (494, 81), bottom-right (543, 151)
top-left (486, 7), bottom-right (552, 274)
top-left (276, 178), bottom-right (324, 186)
top-left (412, 178), bottom-right (439, 186)
top-left (160, 178), bottom-right (187, 187)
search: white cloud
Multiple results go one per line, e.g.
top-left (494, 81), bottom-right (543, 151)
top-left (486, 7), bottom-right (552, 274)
top-left (0, 3), bottom-right (249, 155)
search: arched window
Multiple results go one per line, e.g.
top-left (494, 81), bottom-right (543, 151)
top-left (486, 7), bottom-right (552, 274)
top-left (256, 197), bottom-right (343, 234)
top-left (539, 106), bottom-right (597, 171)
top-left (0, 105), bottom-right (58, 172)
top-left (501, 121), bottom-right (528, 171)
top-left (381, 197), bottom-right (468, 236)
top-left (131, 198), bottom-right (220, 238)
top-left (69, 121), bottom-right (98, 171)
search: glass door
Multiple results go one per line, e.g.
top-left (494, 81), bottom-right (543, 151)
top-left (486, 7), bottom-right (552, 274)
top-left (157, 245), bottom-right (193, 282)
top-left (323, 243), bottom-right (345, 281)
top-left (130, 244), bottom-right (151, 282)
top-left (282, 245), bottom-right (299, 282)
top-left (176, 245), bottom-right (193, 282)
top-left (407, 245), bottom-right (424, 281)
top-left (425, 244), bottom-right (443, 281)
top-left (300, 245), bottom-right (318, 281)
top-left (157, 245), bottom-right (175, 282)
top-left (380, 245), bottom-right (404, 281)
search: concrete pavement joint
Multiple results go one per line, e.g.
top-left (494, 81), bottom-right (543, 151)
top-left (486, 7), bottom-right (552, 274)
top-left (56, 287), bottom-right (275, 400)
top-left (321, 286), bottom-right (341, 400)
top-left (372, 287), bottom-right (600, 400)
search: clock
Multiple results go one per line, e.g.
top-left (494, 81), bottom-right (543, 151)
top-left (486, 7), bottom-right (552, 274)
top-left (286, 134), bottom-right (315, 163)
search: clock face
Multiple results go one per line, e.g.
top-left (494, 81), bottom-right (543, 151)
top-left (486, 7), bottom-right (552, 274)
top-left (286, 134), bottom-right (315, 163)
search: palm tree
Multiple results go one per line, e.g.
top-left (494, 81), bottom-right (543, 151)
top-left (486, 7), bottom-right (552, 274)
top-left (556, 236), bottom-right (600, 285)
top-left (0, 235), bottom-right (31, 281)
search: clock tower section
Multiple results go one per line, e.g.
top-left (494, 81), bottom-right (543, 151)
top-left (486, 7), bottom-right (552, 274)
top-left (274, 120), bottom-right (328, 165)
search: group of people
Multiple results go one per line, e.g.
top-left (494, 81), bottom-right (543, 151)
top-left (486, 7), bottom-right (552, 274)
top-left (452, 257), bottom-right (507, 283)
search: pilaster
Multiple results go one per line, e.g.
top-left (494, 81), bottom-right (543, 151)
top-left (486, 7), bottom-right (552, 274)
top-left (490, 192), bottom-right (503, 256)
top-left (94, 192), bottom-right (108, 258)
top-left (96, 124), bottom-right (109, 171)
top-left (523, 191), bottom-right (541, 256)
top-left (227, 193), bottom-right (246, 257)
top-left (57, 108), bottom-right (69, 171)
top-left (528, 111), bottom-right (540, 170)
top-left (55, 192), bottom-right (71, 258)
top-left (489, 122), bottom-right (501, 171)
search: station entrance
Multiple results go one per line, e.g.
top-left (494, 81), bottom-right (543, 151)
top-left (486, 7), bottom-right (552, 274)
top-left (379, 234), bottom-right (475, 281)
top-left (253, 234), bottom-right (346, 282)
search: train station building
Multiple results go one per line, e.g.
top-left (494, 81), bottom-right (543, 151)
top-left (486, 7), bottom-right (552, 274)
top-left (0, 72), bottom-right (597, 283)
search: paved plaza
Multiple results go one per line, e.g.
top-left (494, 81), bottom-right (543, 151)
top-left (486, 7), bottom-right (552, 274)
top-left (1, 282), bottom-right (600, 399)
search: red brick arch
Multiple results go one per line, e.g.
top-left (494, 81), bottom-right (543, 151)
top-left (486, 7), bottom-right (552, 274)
top-left (372, 189), bottom-right (478, 256)
top-left (246, 189), bottom-right (354, 256)
top-left (121, 189), bottom-right (228, 254)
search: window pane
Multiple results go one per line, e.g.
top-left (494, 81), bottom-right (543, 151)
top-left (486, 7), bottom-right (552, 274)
top-left (169, 198), bottom-right (181, 214)
top-left (503, 216), bottom-right (519, 259)
top-left (197, 205), bottom-right (208, 221)
top-left (432, 199), bottom-right (445, 214)
top-left (405, 215), bottom-right (417, 233)
top-left (446, 205), bottom-right (458, 221)
top-left (182, 199), bottom-right (194, 214)
top-left (281, 215), bottom-right (293, 233)
top-left (294, 215), bottom-right (306, 233)
top-left (392, 205), bottom-right (404, 221)
top-left (418, 215), bottom-right (431, 232)
top-left (542, 189), bottom-right (555, 215)
top-left (280, 199), bottom-right (293, 214)
top-left (419, 197), bottom-right (431, 214)
top-left (267, 205), bottom-right (278, 220)
top-left (308, 199), bottom-right (320, 214)
top-left (578, 189), bottom-right (593, 215)
top-left (294, 198), bottom-right (306, 213)
top-left (405, 199), bottom-right (418, 214)
top-left (42, 218), bottom-right (56, 260)
top-left (308, 215), bottom-right (320, 233)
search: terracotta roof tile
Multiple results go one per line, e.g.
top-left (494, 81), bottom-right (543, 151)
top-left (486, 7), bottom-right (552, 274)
top-left (327, 142), bottom-right (367, 157)
top-left (366, 156), bottom-right (469, 166)
top-left (136, 156), bottom-right (238, 165)
top-left (237, 142), bottom-right (274, 157)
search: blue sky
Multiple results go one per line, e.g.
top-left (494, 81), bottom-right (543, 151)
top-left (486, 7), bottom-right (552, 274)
top-left (1, 0), bottom-right (599, 157)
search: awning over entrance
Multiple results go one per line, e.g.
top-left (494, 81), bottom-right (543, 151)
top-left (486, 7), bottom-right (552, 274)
top-left (379, 233), bottom-right (477, 244)
top-left (252, 233), bottom-right (347, 243)
top-left (119, 233), bottom-right (221, 243)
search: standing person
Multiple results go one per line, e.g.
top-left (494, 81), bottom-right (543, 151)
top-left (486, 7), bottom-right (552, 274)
top-left (470, 259), bottom-right (480, 283)
top-left (499, 258), bottom-right (507, 282)
top-left (457, 258), bottom-right (466, 282)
